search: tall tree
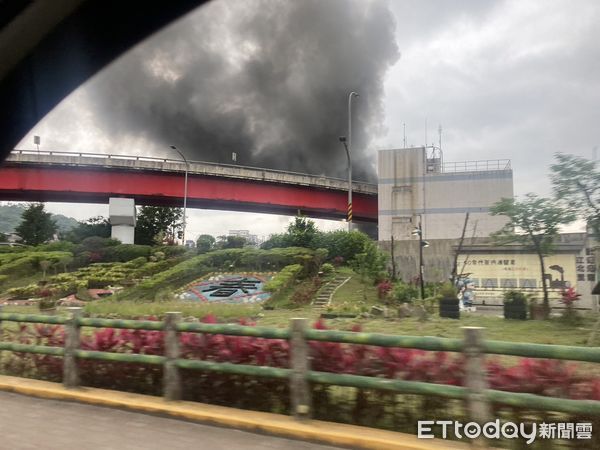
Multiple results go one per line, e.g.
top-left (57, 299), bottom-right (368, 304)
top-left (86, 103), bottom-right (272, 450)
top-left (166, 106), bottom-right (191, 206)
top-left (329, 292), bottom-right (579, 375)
top-left (216, 235), bottom-right (246, 249)
top-left (490, 194), bottom-right (575, 314)
top-left (15, 203), bottom-right (57, 246)
top-left (135, 206), bottom-right (183, 245)
top-left (65, 216), bottom-right (111, 243)
top-left (351, 240), bottom-right (388, 300)
top-left (196, 234), bottom-right (216, 253)
top-left (285, 216), bottom-right (318, 248)
top-left (550, 153), bottom-right (600, 239)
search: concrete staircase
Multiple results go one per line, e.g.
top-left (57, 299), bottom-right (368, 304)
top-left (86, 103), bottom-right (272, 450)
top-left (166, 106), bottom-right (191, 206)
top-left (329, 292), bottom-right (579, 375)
top-left (312, 275), bottom-right (351, 309)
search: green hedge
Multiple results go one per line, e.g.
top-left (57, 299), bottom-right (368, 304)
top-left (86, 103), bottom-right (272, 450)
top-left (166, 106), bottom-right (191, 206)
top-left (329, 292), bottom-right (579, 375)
top-left (118, 254), bottom-right (211, 301)
top-left (0, 251), bottom-right (73, 276)
top-left (103, 244), bottom-right (152, 262)
top-left (263, 264), bottom-right (303, 293)
top-left (117, 247), bottom-right (321, 301)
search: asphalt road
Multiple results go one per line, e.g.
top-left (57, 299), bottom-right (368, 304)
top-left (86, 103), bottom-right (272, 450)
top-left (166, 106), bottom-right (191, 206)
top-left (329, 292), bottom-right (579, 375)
top-left (0, 391), bottom-right (344, 450)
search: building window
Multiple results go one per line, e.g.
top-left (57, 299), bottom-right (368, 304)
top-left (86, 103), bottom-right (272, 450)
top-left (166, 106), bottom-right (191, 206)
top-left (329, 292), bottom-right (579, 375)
top-left (577, 265), bottom-right (585, 273)
top-left (501, 278), bottom-right (517, 288)
top-left (586, 248), bottom-right (593, 255)
top-left (587, 265), bottom-right (596, 273)
top-left (519, 279), bottom-right (537, 288)
top-left (577, 274), bottom-right (585, 281)
top-left (588, 256), bottom-right (596, 265)
top-left (588, 274), bottom-right (597, 282)
top-left (481, 278), bottom-right (498, 288)
top-left (576, 256), bottom-right (585, 264)
top-left (470, 279), bottom-right (480, 288)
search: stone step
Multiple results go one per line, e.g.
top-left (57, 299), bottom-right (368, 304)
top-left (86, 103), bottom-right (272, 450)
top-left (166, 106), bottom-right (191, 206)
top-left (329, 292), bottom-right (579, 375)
top-left (312, 275), bottom-right (351, 308)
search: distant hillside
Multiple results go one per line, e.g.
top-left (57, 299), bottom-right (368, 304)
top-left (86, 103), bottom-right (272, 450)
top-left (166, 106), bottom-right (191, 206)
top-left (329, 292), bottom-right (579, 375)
top-left (0, 204), bottom-right (80, 234)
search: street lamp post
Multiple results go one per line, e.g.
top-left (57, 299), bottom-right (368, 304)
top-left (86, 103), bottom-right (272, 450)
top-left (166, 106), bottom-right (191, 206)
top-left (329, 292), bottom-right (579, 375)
top-left (339, 136), bottom-right (351, 231)
top-left (412, 219), bottom-right (429, 300)
top-left (345, 91), bottom-right (359, 231)
top-left (169, 145), bottom-right (189, 246)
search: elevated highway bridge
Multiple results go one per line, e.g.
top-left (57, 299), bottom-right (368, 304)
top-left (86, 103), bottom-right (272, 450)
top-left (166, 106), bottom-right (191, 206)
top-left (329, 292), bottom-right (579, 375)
top-left (0, 151), bottom-right (378, 222)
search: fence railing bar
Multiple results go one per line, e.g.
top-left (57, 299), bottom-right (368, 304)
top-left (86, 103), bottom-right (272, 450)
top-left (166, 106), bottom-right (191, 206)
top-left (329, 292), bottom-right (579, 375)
top-left (176, 322), bottom-right (290, 339)
top-left (77, 317), bottom-right (164, 331)
top-left (0, 342), bottom-right (64, 356)
top-left (485, 388), bottom-right (600, 416)
top-left (482, 340), bottom-right (600, 363)
top-left (74, 350), bottom-right (165, 365)
top-left (307, 371), bottom-right (468, 399)
top-left (175, 359), bottom-right (291, 379)
top-left (304, 329), bottom-right (463, 352)
top-left (0, 313), bottom-right (67, 325)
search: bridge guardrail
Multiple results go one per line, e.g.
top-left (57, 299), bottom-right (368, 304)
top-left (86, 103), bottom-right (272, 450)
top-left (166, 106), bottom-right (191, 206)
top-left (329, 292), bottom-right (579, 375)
top-left (7, 150), bottom-right (377, 194)
top-left (1, 307), bottom-right (599, 420)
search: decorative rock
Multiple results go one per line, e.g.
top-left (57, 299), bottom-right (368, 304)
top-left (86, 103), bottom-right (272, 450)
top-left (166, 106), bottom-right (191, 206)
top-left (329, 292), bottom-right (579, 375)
top-left (412, 305), bottom-right (428, 321)
top-left (397, 303), bottom-right (412, 318)
top-left (370, 305), bottom-right (388, 317)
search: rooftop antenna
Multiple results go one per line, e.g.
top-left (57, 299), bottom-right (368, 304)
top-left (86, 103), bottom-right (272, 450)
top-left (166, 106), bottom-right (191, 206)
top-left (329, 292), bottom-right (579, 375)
top-left (425, 118), bottom-right (428, 148)
top-left (438, 124), bottom-right (442, 150)
top-left (403, 123), bottom-right (407, 148)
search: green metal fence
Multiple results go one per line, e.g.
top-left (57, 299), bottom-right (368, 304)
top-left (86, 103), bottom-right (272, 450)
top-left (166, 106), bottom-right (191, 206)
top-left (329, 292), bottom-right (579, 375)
top-left (1, 307), bottom-right (599, 420)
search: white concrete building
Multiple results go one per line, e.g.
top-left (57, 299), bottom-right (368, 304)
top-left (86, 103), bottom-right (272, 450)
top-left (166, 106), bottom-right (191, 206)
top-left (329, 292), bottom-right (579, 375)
top-left (377, 147), bottom-right (514, 242)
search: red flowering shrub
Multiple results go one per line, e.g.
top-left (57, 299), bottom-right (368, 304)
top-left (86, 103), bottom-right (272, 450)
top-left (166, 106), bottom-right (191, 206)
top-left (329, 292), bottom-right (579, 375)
top-left (377, 280), bottom-right (393, 300)
top-left (561, 287), bottom-right (581, 307)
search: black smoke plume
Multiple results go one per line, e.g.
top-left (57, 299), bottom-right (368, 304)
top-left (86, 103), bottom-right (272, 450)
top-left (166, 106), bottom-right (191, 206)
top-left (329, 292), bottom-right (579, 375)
top-left (88, 0), bottom-right (399, 180)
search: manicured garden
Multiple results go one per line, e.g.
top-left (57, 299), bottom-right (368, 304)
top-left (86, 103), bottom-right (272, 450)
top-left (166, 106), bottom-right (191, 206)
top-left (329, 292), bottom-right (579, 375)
top-left (2, 229), bottom-right (600, 447)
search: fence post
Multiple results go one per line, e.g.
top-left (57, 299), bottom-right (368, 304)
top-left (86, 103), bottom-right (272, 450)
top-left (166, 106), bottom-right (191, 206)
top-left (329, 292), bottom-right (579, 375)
top-left (289, 318), bottom-right (311, 420)
top-left (163, 312), bottom-right (182, 401)
top-left (63, 307), bottom-right (82, 388)
top-left (462, 327), bottom-right (491, 444)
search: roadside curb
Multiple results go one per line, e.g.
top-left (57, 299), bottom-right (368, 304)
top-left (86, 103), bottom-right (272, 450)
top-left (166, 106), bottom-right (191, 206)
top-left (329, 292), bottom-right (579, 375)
top-left (0, 375), bottom-right (466, 450)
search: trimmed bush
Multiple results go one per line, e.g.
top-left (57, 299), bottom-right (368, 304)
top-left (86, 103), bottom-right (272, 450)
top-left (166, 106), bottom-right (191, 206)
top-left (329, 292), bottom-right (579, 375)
top-left (103, 244), bottom-right (152, 262)
top-left (438, 282), bottom-right (459, 319)
top-left (320, 263), bottom-right (334, 275)
top-left (503, 290), bottom-right (528, 320)
top-left (118, 255), bottom-right (211, 301)
top-left (157, 245), bottom-right (188, 258)
top-left (0, 251), bottom-right (72, 277)
top-left (264, 264), bottom-right (303, 293)
top-left (393, 282), bottom-right (419, 303)
top-left (6, 284), bottom-right (40, 299)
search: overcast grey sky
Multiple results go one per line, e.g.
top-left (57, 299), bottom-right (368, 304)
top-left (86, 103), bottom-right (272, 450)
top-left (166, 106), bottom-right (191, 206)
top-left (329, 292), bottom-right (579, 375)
top-left (12, 0), bottom-right (600, 238)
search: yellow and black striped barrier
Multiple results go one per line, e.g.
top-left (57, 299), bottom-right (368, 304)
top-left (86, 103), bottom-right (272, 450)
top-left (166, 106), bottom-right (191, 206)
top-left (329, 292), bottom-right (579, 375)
top-left (347, 202), bottom-right (352, 222)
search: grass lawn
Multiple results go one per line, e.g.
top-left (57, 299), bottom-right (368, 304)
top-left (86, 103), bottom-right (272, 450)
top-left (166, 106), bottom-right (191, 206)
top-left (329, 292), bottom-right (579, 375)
top-left (3, 297), bottom-right (599, 348)
top-left (329, 266), bottom-right (378, 312)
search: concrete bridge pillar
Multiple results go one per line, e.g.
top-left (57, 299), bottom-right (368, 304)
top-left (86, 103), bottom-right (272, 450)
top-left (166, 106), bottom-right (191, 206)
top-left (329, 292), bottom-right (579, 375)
top-left (109, 198), bottom-right (136, 244)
